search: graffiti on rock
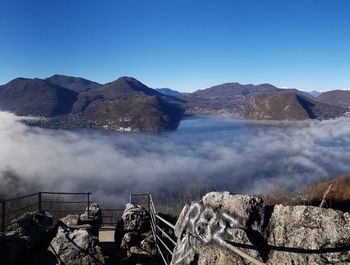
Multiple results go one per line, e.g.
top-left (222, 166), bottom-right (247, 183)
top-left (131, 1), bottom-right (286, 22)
top-left (172, 202), bottom-right (240, 264)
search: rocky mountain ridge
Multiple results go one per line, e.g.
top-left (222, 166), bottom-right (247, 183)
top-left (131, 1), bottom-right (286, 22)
top-left (0, 75), bottom-right (184, 132)
top-left (1, 75), bottom-right (349, 129)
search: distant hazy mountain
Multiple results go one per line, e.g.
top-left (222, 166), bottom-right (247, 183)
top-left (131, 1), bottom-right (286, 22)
top-left (156, 88), bottom-right (183, 97)
top-left (46, 74), bottom-right (101, 93)
top-left (0, 78), bottom-right (77, 116)
top-left (0, 76), bottom-right (184, 132)
top-left (243, 91), bottom-right (346, 120)
top-left (192, 82), bottom-right (279, 98)
top-left (316, 90), bottom-right (350, 108)
top-left (183, 82), bottom-right (281, 114)
top-left (182, 82), bottom-right (328, 115)
top-left (306, 91), bottom-right (322, 97)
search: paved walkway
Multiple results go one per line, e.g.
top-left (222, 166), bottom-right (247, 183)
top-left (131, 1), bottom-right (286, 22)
top-left (99, 226), bottom-right (115, 242)
top-left (99, 226), bottom-right (119, 264)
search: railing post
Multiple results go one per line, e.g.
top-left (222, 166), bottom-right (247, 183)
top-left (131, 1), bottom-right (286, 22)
top-left (38, 192), bottom-right (42, 213)
top-left (148, 193), bottom-right (151, 211)
top-left (87, 193), bottom-right (90, 218)
top-left (2, 198), bottom-right (5, 233)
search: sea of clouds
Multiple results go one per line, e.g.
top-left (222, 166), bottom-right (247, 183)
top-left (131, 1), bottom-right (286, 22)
top-left (1, 111), bottom-right (350, 205)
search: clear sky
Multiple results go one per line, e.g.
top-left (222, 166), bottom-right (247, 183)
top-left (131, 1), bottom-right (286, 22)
top-left (0, 0), bottom-right (349, 92)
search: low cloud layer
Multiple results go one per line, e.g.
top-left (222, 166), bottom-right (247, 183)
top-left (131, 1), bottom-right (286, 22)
top-left (1, 112), bottom-right (350, 205)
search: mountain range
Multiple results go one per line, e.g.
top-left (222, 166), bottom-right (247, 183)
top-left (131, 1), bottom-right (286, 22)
top-left (0, 75), bottom-right (349, 131)
top-left (0, 75), bottom-right (184, 132)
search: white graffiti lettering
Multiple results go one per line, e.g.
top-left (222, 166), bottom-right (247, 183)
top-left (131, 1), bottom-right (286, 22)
top-left (171, 202), bottom-right (239, 264)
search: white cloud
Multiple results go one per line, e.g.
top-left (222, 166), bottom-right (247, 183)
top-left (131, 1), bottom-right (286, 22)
top-left (1, 112), bottom-right (350, 205)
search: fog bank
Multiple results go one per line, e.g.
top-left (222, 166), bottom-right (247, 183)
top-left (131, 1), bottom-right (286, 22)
top-left (1, 112), bottom-right (350, 205)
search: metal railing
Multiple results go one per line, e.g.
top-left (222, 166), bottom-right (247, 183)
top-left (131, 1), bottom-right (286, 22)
top-left (0, 191), bottom-right (92, 233)
top-left (100, 208), bottom-right (124, 229)
top-left (130, 193), bottom-right (176, 265)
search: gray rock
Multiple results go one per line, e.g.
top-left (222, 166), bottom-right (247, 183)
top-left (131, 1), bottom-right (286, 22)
top-left (171, 192), bottom-right (350, 265)
top-left (116, 203), bottom-right (156, 264)
top-left (128, 246), bottom-right (152, 257)
top-left (49, 223), bottom-right (105, 265)
top-left (0, 211), bottom-right (53, 265)
top-left (267, 205), bottom-right (350, 265)
top-left (80, 203), bottom-right (103, 236)
top-left (202, 192), bottom-right (265, 231)
top-left (172, 192), bottom-right (265, 265)
top-left (121, 231), bottom-right (139, 250)
top-left (122, 203), bottom-right (150, 232)
top-left (140, 235), bottom-right (156, 255)
top-left (60, 214), bottom-right (80, 227)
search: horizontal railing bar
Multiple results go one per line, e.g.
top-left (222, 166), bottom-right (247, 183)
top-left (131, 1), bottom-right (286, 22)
top-left (157, 245), bottom-right (169, 265)
top-left (4, 193), bottom-right (38, 202)
top-left (2, 191), bottom-right (92, 203)
top-left (102, 222), bottom-right (118, 225)
top-left (156, 215), bottom-right (175, 230)
top-left (130, 193), bottom-right (149, 196)
top-left (41, 200), bottom-right (88, 204)
top-left (47, 210), bottom-right (84, 213)
top-left (156, 225), bottom-right (176, 245)
top-left (102, 215), bottom-right (116, 218)
top-left (41, 192), bottom-right (92, 195)
top-left (6, 202), bottom-right (39, 215)
top-left (101, 209), bottom-right (124, 211)
top-left (156, 235), bottom-right (173, 255)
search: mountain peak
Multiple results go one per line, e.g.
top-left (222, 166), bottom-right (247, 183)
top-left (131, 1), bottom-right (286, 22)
top-left (101, 76), bottom-right (161, 97)
top-left (46, 74), bottom-right (101, 93)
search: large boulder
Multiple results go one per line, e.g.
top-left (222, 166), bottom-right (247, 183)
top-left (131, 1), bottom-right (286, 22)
top-left (0, 211), bottom-right (53, 265)
top-left (115, 203), bottom-right (157, 264)
top-left (122, 203), bottom-right (151, 232)
top-left (80, 203), bottom-right (103, 236)
top-left (171, 192), bottom-right (350, 265)
top-left (172, 192), bottom-right (266, 265)
top-left (60, 214), bottom-right (80, 227)
top-left (49, 223), bottom-right (105, 265)
top-left (267, 205), bottom-right (350, 264)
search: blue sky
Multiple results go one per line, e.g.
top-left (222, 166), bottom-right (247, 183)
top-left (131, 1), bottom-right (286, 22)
top-left (0, 0), bottom-right (349, 92)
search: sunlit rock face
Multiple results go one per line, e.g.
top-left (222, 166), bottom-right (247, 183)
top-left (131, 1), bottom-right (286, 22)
top-left (171, 192), bottom-right (350, 265)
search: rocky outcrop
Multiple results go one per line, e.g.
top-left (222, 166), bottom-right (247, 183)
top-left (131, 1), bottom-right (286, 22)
top-left (80, 203), bottom-right (103, 236)
top-left (48, 203), bottom-right (105, 265)
top-left (171, 192), bottom-right (350, 265)
top-left (267, 205), bottom-right (350, 264)
top-left (115, 203), bottom-right (157, 264)
top-left (49, 224), bottom-right (105, 265)
top-left (172, 192), bottom-right (266, 265)
top-left (0, 211), bottom-right (53, 265)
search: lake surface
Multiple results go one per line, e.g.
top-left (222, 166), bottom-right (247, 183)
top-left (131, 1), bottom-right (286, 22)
top-left (1, 112), bottom-right (350, 204)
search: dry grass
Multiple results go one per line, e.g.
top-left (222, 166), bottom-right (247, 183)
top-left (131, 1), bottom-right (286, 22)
top-left (154, 174), bottom-right (350, 217)
top-left (154, 184), bottom-right (213, 217)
